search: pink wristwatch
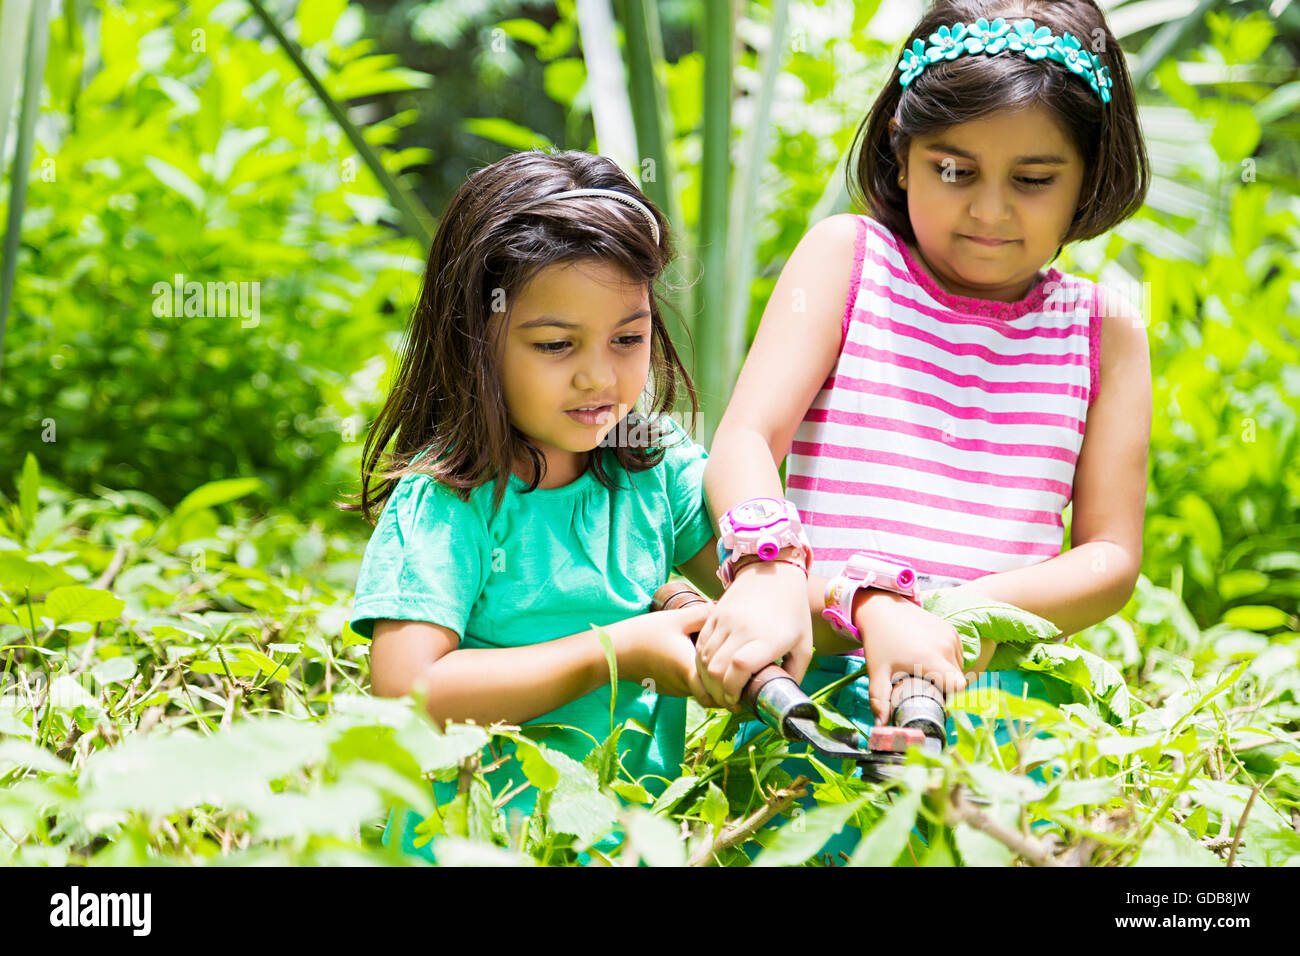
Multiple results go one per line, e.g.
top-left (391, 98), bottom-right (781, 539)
top-left (822, 551), bottom-right (921, 641)
top-left (716, 497), bottom-right (813, 588)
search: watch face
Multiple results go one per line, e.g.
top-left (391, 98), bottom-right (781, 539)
top-left (733, 498), bottom-right (781, 526)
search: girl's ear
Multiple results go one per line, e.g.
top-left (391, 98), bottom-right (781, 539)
top-left (888, 118), bottom-right (908, 188)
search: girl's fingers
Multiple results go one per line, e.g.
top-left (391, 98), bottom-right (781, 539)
top-left (676, 602), bottom-right (714, 633)
top-left (867, 664), bottom-right (889, 725)
top-left (783, 636), bottom-right (813, 686)
top-left (701, 636), bottom-right (740, 705)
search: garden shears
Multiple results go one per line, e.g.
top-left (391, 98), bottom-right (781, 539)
top-left (652, 580), bottom-right (949, 783)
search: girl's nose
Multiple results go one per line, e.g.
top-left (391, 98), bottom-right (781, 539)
top-left (574, 361), bottom-right (616, 392)
top-left (969, 183), bottom-right (1012, 224)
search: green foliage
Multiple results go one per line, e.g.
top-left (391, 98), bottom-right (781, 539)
top-left (0, 463), bottom-right (1295, 866)
top-left (2, 0), bottom-right (424, 517)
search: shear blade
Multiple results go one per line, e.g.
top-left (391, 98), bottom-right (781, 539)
top-left (783, 716), bottom-right (869, 761)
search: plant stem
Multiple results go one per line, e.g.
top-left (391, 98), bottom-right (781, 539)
top-left (687, 774), bottom-right (809, 866)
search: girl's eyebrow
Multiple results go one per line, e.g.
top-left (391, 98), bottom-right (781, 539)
top-left (924, 142), bottom-right (1068, 165)
top-left (517, 309), bottom-right (651, 330)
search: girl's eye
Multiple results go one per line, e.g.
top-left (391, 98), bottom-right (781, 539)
top-left (532, 341), bottom-right (569, 354)
top-left (615, 335), bottom-right (646, 348)
top-left (932, 165), bottom-right (1054, 188)
top-left (934, 164), bottom-right (972, 180)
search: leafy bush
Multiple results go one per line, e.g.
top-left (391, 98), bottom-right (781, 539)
top-left (2, 0), bottom-right (424, 516)
top-left (1, 457), bottom-right (1295, 866)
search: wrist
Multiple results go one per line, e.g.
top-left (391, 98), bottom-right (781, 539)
top-left (604, 618), bottom-right (648, 685)
top-left (852, 589), bottom-right (917, 636)
top-left (730, 545), bottom-right (809, 580)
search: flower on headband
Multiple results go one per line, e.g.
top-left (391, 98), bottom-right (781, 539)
top-left (1006, 18), bottom-right (1056, 59)
top-left (962, 17), bottom-right (1010, 55)
top-left (1053, 32), bottom-right (1093, 78)
top-left (925, 23), bottom-right (968, 61)
top-left (1093, 64), bottom-right (1114, 103)
top-left (898, 38), bottom-right (929, 86)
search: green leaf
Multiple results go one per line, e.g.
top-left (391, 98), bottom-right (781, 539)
top-left (1217, 569), bottom-right (1270, 602)
top-left (1221, 605), bottom-right (1291, 631)
top-left (171, 477), bottom-right (265, 526)
top-left (754, 797), bottom-right (867, 867)
top-left (90, 656), bottom-right (137, 685)
top-left (543, 748), bottom-right (619, 845)
top-left (1255, 81), bottom-right (1300, 126)
top-left (515, 739), bottom-right (560, 791)
top-left (1134, 821), bottom-right (1222, 867)
top-left (612, 781), bottom-right (651, 804)
top-left (0, 553), bottom-right (78, 593)
top-left (394, 721), bottom-right (489, 774)
top-left (80, 717), bottom-right (333, 816)
top-left (143, 156), bottom-right (205, 210)
top-left (1209, 103), bottom-right (1261, 165)
top-left (295, 0), bottom-right (345, 47)
top-left (543, 58), bottom-right (586, 107)
top-left (593, 624), bottom-right (618, 729)
top-left (462, 118), bottom-right (554, 150)
top-left (0, 739), bottom-right (70, 775)
top-left (923, 590), bottom-right (1062, 648)
top-left (988, 643), bottom-right (1131, 722)
top-left (949, 686), bottom-right (1063, 724)
top-left (919, 825), bottom-right (955, 866)
top-left (651, 773), bottom-right (700, 813)
top-left (496, 17), bottom-right (551, 49)
top-left (953, 807), bottom-right (1017, 866)
top-left (249, 783), bottom-right (380, 840)
top-left (547, 788), bottom-right (620, 846)
top-left (623, 807), bottom-right (685, 866)
top-left (848, 768), bottom-right (926, 866)
top-left (43, 586), bottom-right (125, 626)
top-left (429, 835), bottom-right (532, 866)
top-left (697, 782), bottom-right (728, 830)
top-left (18, 452), bottom-right (39, 532)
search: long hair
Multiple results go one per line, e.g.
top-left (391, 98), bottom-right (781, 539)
top-left (850, 0), bottom-right (1149, 261)
top-left (339, 149), bottom-right (696, 524)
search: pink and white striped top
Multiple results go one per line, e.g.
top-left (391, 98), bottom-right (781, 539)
top-left (786, 215), bottom-right (1103, 591)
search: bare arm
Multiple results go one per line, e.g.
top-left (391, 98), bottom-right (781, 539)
top-left (370, 604), bottom-right (718, 727)
top-left (946, 290), bottom-right (1152, 639)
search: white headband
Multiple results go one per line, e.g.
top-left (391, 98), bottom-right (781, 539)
top-left (516, 187), bottom-right (660, 247)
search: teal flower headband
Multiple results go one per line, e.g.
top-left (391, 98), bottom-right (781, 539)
top-left (898, 17), bottom-right (1113, 105)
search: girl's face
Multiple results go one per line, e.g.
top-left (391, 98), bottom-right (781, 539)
top-left (897, 105), bottom-right (1085, 302)
top-left (498, 258), bottom-right (653, 488)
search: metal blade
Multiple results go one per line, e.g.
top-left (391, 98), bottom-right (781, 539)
top-left (783, 716), bottom-right (870, 761)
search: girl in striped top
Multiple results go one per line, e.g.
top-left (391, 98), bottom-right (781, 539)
top-left (694, 0), bottom-right (1153, 734)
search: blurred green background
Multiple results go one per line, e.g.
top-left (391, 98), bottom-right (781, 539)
top-left (4, 0), bottom-right (1298, 632)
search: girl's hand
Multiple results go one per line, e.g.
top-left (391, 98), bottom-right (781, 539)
top-left (693, 560), bottom-right (813, 709)
top-left (856, 592), bottom-right (967, 725)
top-left (621, 604), bottom-right (730, 710)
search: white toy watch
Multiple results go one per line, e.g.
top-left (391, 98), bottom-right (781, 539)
top-left (822, 551), bottom-right (921, 641)
top-left (715, 497), bottom-right (812, 588)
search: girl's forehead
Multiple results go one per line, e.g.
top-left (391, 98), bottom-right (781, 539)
top-left (512, 260), bottom-right (649, 309)
top-left (915, 107), bottom-right (1077, 161)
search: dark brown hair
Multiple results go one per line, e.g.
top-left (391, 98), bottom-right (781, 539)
top-left (849, 0), bottom-right (1150, 261)
top-left (339, 149), bottom-right (696, 525)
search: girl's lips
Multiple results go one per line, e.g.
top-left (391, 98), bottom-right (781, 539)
top-left (962, 235), bottom-right (1017, 246)
top-left (565, 405), bottom-right (614, 426)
